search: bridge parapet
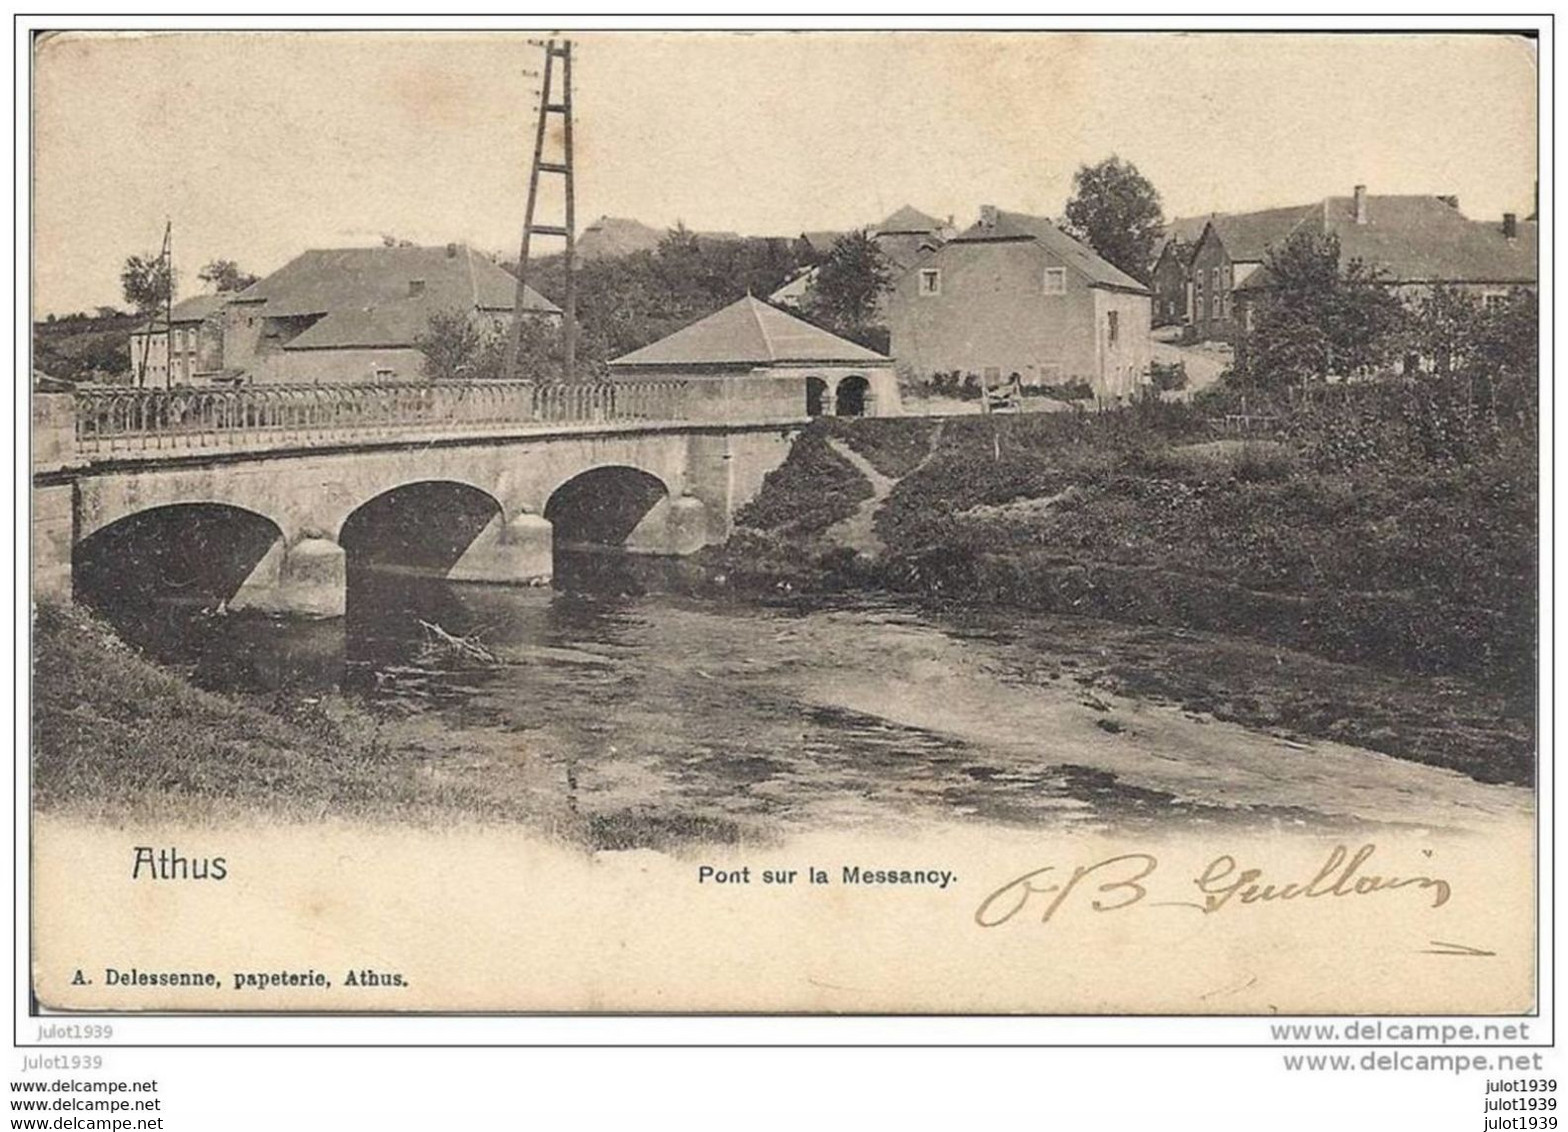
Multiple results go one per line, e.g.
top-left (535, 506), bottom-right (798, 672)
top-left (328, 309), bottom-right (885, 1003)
top-left (69, 379), bottom-right (696, 458)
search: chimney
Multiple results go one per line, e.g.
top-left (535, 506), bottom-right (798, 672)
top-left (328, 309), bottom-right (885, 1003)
top-left (979, 204), bottom-right (998, 229)
top-left (445, 242), bottom-right (459, 258)
top-left (1503, 213), bottom-right (1518, 240)
top-left (1353, 184), bottom-right (1368, 225)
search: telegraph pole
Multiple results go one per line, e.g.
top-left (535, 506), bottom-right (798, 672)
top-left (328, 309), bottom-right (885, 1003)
top-left (504, 37), bottom-right (577, 382)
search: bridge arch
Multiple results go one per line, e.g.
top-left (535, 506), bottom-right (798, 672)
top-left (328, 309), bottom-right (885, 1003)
top-left (338, 479), bottom-right (504, 577)
top-left (72, 502), bottom-right (285, 648)
top-left (544, 465), bottom-right (672, 551)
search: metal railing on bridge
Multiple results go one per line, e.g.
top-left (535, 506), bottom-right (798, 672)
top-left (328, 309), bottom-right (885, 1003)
top-left (72, 379), bottom-right (691, 455)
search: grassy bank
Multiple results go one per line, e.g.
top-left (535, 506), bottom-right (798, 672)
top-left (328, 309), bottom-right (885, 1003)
top-left (32, 601), bottom-right (485, 824)
top-left (714, 402), bottom-right (1536, 783)
top-left (33, 601), bottom-right (757, 847)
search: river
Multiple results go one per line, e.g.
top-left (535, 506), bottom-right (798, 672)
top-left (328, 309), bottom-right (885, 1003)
top-left (117, 555), bottom-right (1529, 840)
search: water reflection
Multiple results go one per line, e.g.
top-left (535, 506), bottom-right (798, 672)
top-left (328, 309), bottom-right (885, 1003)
top-left (79, 549), bottom-right (1363, 836)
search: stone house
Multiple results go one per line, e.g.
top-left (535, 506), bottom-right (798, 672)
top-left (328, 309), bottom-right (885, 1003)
top-left (885, 206), bottom-right (1153, 401)
top-left (608, 293), bottom-right (901, 419)
top-left (127, 293), bottom-right (230, 387)
top-left (221, 243), bottom-right (560, 385)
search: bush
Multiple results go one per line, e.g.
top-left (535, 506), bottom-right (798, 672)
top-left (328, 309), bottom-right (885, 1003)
top-left (731, 425), bottom-right (872, 534)
top-left (1150, 361), bottom-right (1189, 393)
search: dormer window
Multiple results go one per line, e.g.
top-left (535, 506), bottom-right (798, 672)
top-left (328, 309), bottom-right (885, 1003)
top-left (1043, 267), bottom-right (1067, 295)
top-left (409, 279), bottom-right (426, 297)
top-left (918, 269), bottom-right (941, 296)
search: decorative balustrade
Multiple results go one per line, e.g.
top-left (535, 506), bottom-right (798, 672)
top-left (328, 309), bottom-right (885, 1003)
top-left (71, 379), bottom-right (693, 455)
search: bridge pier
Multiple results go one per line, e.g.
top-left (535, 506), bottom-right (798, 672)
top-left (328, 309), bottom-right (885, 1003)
top-left (232, 536), bottom-right (346, 618)
top-left (448, 512), bottom-right (554, 586)
top-left (624, 495), bottom-right (709, 557)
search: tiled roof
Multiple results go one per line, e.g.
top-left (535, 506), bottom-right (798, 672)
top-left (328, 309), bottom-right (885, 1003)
top-left (134, 292), bottom-right (230, 332)
top-left (1235, 196), bottom-right (1538, 291)
top-left (282, 303), bottom-right (429, 351)
top-left (1319, 195), bottom-right (1537, 283)
top-left (1153, 215), bottom-right (1212, 261)
top-left (951, 209), bottom-right (1151, 293)
top-left (234, 244), bottom-right (559, 318)
top-left (1203, 206), bottom-right (1319, 262)
top-left (609, 294), bottom-right (889, 367)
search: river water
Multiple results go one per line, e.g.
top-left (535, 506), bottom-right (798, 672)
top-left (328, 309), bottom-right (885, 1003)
top-left (138, 556), bottom-right (1529, 840)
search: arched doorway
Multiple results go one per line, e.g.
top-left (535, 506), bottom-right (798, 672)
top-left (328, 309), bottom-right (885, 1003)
top-left (806, 377), bottom-right (828, 417)
top-left (835, 374), bottom-right (870, 417)
top-left (73, 503), bottom-right (283, 659)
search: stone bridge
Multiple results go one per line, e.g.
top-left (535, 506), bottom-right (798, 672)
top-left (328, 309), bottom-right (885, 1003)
top-left (33, 378), bottom-right (805, 618)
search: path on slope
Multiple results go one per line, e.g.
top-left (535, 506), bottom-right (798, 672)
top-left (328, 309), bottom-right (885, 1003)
top-left (823, 421), bottom-right (946, 556)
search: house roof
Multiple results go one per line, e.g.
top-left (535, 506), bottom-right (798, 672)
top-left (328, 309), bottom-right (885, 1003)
top-left (133, 292), bottom-right (230, 332)
top-left (1202, 205), bottom-right (1319, 262)
top-left (951, 209), bottom-right (1151, 293)
top-left (1317, 195), bottom-right (1537, 283)
top-left (282, 303), bottom-right (430, 351)
top-left (1152, 215), bottom-right (1212, 261)
top-left (609, 294), bottom-right (889, 367)
top-left (875, 205), bottom-right (945, 234)
top-left (1235, 195), bottom-right (1538, 291)
top-left (233, 244), bottom-right (559, 319)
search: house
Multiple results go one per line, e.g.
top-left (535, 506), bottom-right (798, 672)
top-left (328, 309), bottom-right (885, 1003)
top-left (870, 205), bottom-right (955, 273)
top-left (885, 205), bottom-right (1153, 401)
top-left (127, 293), bottom-right (231, 387)
top-left (1232, 187), bottom-right (1539, 347)
top-left (771, 205), bottom-right (953, 311)
top-left (608, 293), bottom-right (901, 418)
top-left (1148, 215), bottom-right (1210, 327)
top-left (1185, 205), bottom-right (1323, 342)
top-left (221, 243), bottom-right (560, 385)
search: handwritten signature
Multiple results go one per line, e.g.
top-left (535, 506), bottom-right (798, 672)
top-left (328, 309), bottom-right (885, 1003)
top-left (975, 843), bottom-right (1451, 928)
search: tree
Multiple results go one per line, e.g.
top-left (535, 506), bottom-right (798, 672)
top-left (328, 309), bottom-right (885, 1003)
top-left (803, 231), bottom-right (893, 348)
top-left (1062, 156), bottom-right (1165, 284)
top-left (120, 254), bottom-right (174, 315)
top-left (415, 308), bottom-right (566, 382)
top-left (414, 309), bottom-right (485, 381)
top-left (1240, 230), bottom-right (1404, 388)
top-left (197, 258), bottom-right (259, 293)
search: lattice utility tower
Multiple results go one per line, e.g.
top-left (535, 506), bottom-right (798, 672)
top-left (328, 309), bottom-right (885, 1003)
top-left (134, 219), bottom-right (173, 388)
top-left (503, 37), bottom-right (577, 382)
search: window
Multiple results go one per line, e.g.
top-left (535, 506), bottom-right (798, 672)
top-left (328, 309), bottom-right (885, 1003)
top-left (1211, 266), bottom-right (1221, 295)
top-left (1107, 310), bottom-right (1120, 346)
top-left (374, 367), bottom-right (395, 381)
top-left (1043, 267), bottom-right (1067, 295)
top-left (408, 279), bottom-right (427, 297)
top-left (1483, 292), bottom-right (1508, 312)
top-left (918, 269), bottom-right (941, 296)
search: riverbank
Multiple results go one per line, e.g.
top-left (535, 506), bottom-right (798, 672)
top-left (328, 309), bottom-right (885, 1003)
top-left (705, 406), bottom-right (1536, 786)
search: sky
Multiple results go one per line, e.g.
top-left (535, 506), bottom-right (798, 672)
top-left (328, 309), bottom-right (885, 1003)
top-left (32, 30), bottom-right (1539, 317)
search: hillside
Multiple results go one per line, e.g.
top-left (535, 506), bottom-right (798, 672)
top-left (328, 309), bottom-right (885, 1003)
top-left (33, 309), bottom-right (139, 382)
